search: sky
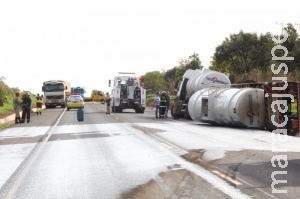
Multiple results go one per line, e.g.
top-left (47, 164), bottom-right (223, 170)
top-left (0, 0), bottom-right (299, 95)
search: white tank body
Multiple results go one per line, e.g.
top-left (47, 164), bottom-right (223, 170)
top-left (188, 88), bottom-right (214, 122)
top-left (186, 70), bottom-right (231, 97)
top-left (188, 87), bottom-right (265, 129)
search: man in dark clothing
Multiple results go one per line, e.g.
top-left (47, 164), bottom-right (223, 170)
top-left (106, 92), bottom-right (111, 114)
top-left (21, 93), bottom-right (32, 123)
top-left (164, 91), bottom-right (170, 118)
top-left (159, 91), bottom-right (167, 118)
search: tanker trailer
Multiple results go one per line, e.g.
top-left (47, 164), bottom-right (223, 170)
top-left (171, 68), bottom-right (231, 119)
top-left (188, 87), bottom-right (265, 129)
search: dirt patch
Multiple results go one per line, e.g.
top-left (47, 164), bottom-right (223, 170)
top-left (122, 151), bottom-right (232, 199)
top-left (146, 102), bottom-right (155, 108)
top-left (122, 166), bottom-right (230, 199)
top-left (0, 110), bottom-right (15, 119)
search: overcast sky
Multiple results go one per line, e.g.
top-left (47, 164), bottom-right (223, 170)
top-left (0, 0), bottom-right (299, 95)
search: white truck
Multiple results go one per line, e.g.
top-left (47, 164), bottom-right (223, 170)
top-left (42, 80), bottom-right (71, 109)
top-left (109, 72), bottom-right (146, 113)
top-left (171, 68), bottom-right (231, 119)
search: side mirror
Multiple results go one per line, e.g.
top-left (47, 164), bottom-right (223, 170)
top-left (108, 80), bottom-right (111, 87)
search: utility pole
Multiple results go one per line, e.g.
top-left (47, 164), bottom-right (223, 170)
top-left (276, 22), bottom-right (288, 35)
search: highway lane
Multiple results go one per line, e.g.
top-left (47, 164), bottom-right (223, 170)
top-left (0, 102), bottom-right (299, 198)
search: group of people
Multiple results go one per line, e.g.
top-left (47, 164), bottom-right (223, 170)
top-left (13, 92), bottom-right (44, 124)
top-left (154, 91), bottom-right (170, 118)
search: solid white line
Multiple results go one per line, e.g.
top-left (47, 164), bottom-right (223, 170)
top-left (4, 109), bottom-right (66, 199)
top-left (214, 166), bottom-right (279, 199)
top-left (212, 170), bottom-right (242, 185)
top-left (154, 176), bottom-right (172, 198)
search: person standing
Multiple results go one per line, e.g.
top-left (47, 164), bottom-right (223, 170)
top-left (154, 91), bottom-right (160, 118)
top-left (164, 91), bottom-right (170, 118)
top-left (106, 92), bottom-right (111, 114)
top-left (13, 91), bottom-right (22, 124)
top-left (36, 93), bottom-right (43, 115)
top-left (21, 93), bottom-right (32, 123)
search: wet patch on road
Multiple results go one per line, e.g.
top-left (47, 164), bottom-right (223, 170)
top-left (48, 132), bottom-right (111, 141)
top-left (121, 166), bottom-right (231, 199)
top-left (0, 135), bottom-right (44, 145)
top-left (131, 124), bottom-right (167, 134)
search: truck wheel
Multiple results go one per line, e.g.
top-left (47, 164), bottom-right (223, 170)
top-left (171, 105), bottom-right (179, 119)
top-left (184, 110), bottom-right (191, 119)
top-left (170, 105), bottom-right (175, 117)
top-left (135, 109), bottom-right (144, 113)
top-left (115, 106), bottom-right (122, 113)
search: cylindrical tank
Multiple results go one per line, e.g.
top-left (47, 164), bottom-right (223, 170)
top-left (186, 70), bottom-right (231, 97)
top-left (188, 88), bottom-right (215, 122)
top-left (188, 87), bottom-right (265, 129)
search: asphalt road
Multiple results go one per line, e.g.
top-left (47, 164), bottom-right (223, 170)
top-left (0, 102), bottom-right (299, 199)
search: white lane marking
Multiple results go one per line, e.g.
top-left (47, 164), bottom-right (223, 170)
top-left (212, 170), bottom-right (242, 186)
top-left (154, 176), bottom-right (172, 198)
top-left (132, 125), bottom-right (250, 199)
top-left (4, 110), bottom-right (65, 199)
top-left (150, 129), bottom-right (278, 199)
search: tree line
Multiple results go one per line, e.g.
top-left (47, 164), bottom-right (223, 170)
top-left (142, 23), bottom-right (300, 93)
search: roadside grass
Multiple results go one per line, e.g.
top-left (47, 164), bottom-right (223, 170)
top-left (291, 101), bottom-right (297, 117)
top-left (0, 94), bottom-right (37, 114)
top-left (0, 95), bottom-right (14, 114)
top-left (0, 123), bottom-right (13, 130)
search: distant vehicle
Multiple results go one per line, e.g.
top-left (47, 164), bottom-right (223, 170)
top-left (109, 72), bottom-right (146, 113)
top-left (84, 90), bottom-right (106, 103)
top-left (71, 87), bottom-right (86, 98)
top-left (42, 80), bottom-right (71, 109)
top-left (91, 90), bottom-right (106, 103)
top-left (67, 95), bottom-right (84, 111)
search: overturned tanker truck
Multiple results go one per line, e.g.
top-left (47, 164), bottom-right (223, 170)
top-left (187, 79), bottom-right (300, 136)
top-left (171, 68), bottom-right (231, 119)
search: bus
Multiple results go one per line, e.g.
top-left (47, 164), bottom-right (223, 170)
top-left (71, 86), bottom-right (86, 98)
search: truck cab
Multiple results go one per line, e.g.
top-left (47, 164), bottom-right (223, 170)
top-left (110, 72), bottom-right (146, 113)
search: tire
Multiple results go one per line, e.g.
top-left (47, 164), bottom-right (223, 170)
top-left (171, 105), bottom-right (179, 119)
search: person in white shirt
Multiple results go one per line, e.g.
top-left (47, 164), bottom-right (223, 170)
top-left (154, 91), bottom-right (160, 118)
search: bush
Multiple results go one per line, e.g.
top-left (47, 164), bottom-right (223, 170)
top-left (0, 79), bottom-right (37, 115)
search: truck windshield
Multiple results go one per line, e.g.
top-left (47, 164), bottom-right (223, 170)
top-left (92, 90), bottom-right (103, 95)
top-left (71, 88), bottom-right (85, 97)
top-left (72, 88), bottom-right (85, 96)
top-left (44, 84), bottom-right (64, 91)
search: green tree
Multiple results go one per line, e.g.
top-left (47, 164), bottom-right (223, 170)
top-left (175, 53), bottom-right (203, 81)
top-left (280, 23), bottom-right (299, 72)
top-left (213, 31), bottom-right (273, 80)
top-left (143, 71), bottom-right (167, 93)
top-left (164, 67), bottom-right (177, 92)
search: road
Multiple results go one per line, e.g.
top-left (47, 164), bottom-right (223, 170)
top-left (0, 102), bottom-right (299, 199)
